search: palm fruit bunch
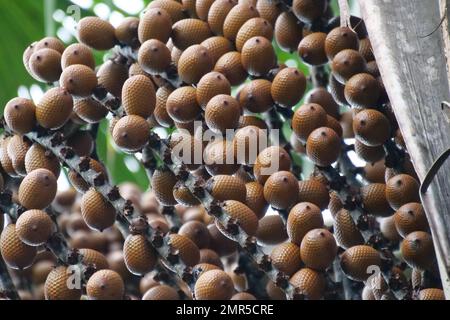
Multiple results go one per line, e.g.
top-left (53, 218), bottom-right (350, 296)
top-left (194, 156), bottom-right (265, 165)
top-left (0, 0), bottom-right (443, 301)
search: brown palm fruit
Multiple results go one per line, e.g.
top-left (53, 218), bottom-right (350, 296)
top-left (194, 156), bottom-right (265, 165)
top-left (214, 51), bottom-right (247, 86)
top-left (306, 127), bottom-right (341, 167)
top-left (207, 0), bottom-right (237, 35)
top-left (257, 0), bottom-right (281, 26)
top-left (292, 103), bottom-right (327, 143)
top-left (112, 115), bottom-right (150, 152)
top-left (173, 182), bottom-right (201, 207)
top-left (340, 245), bottom-right (381, 282)
top-left (151, 169), bottom-right (178, 206)
top-left (274, 12), bottom-right (303, 53)
top-left (298, 32), bottom-right (327, 66)
top-left (44, 266), bottom-right (82, 300)
top-left (266, 280), bottom-right (286, 300)
top-left (79, 249), bottom-right (109, 270)
top-left (353, 109), bottom-right (390, 146)
top-left (123, 234), bottom-right (157, 276)
top-left (292, 0), bottom-right (326, 23)
top-left (34, 36), bottom-right (64, 54)
top-left (241, 36), bottom-right (276, 77)
top-left (36, 87), bottom-right (73, 129)
top-left (218, 200), bottom-right (259, 237)
top-left (205, 94), bottom-right (241, 134)
top-left (238, 79), bottom-right (274, 113)
top-left (328, 191), bottom-right (343, 218)
top-left (207, 175), bottom-right (247, 202)
top-left (256, 215), bottom-right (287, 245)
top-left (195, 270), bottom-right (234, 300)
top-left (401, 231), bottom-right (436, 271)
top-left (238, 115), bottom-right (268, 130)
top-left (364, 160), bottom-right (386, 183)
top-left (204, 140), bottom-right (240, 176)
top-left (178, 44), bottom-right (213, 84)
top-left (139, 8), bottom-right (171, 43)
top-left (19, 169), bottom-right (57, 209)
top-left (122, 75), bottom-right (156, 119)
top-left (325, 115), bottom-right (343, 138)
top-left (97, 60), bottom-right (129, 97)
top-left (179, 221), bottom-right (211, 249)
top-left (306, 88), bottom-right (340, 119)
top-left (28, 48), bottom-right (62, 82)
top-left (231, 292), bottom-right (256, 300)
top-left (67, 131), bottom-right (95, 157)
top-left (148, 0), bottom-right (186, 22)
top-left (7, 135), bottom-right (31, 176)
top-left (139, 273), bottom-right (159, 295)
top-left (0, 224), bottom-right (37, 270)
top-left (129, 62), bottom-right (150, 78)
top-left (271, 67), bottom-right (306, 108)
top-left (16, 210), bottom-right (54, 246)
top-left (80, 189), bottom-right (116, 232)
top-left (360, 183), bottom-right (392, 216)
top-left (208, 223), bottom-right (238, 256)
top-left (271, 242), bottom-right (302, 277)
top-left (385, 174), bottom-right (420, 210)
top-left (199, 249), bottom-right (224, 268)
top-left (325, 27), bottom-right (359, 60)
top-left (138, 40), bottom-right (171, 75)
top-left (244, 182), bottom-right (268, 219)
top-left (60, 64), bottom-right (97, 98)
top-left (77, 17), bottom-right (116, 50)
top-left (331, 49), bottom-right (367, 84)
top-left (169, 132), bottom-right (203, 171)
top-left (379, 215), bottom-right (402, 243)
top-left (298, 180), bottom-right (329, 210)
top-left (329, 74), bottom-right (348, 106)
top-left (23, 42), bottom-right (37, 76)
top-left (236, 17), bottom-right (273, 52)
top-left (359, 38), bottom-right (375, 62)
top-left (254, 146), bottom-right (291, 184)
top-left (263, 171), bottom-right (299, 210)
top-left (344, 73), bottom-right (380, 109)
top-left (87, 270), bottom-right (124, 300)
top-left (32, 260), bottom-right (56, 285)
top-left (419, 288), bottom-right (445, 300)
top-left (143, 285), bottom-right (179, 300)
top-left (333, 209), bottom-right (364, 249)
top-left (73, 97), bottom-right (108, 124)
top-left (290, 268), bottom-right (326, 300)
top-left (288, 201), bottom-right (324, 246)
top-left (223, 3), bottom-right (259, 41)
top-left (4, 97), bottom-right (36, 135)
top-left (61, 43), bottom-right (95, 70)
top-left (354, 139), bottom-right (385, 163)
top-left (394, 202), bottom-right (428, 238)
top-left (196, 72), bottom-right (231, 109)
top-left (201, 36), bottom-right (234, 65)
top-left (172, 19), bottom-right (212, 50)
top-left (166, 234), bottom-right (200, 268)
top-left (114, 17), bottom-right (139, 48)
top-left (0, 137), bottom-right (18, 177)
top-left (300, 229), bottom-right (337, 271)
top-left (154, 86), bottom-right (174, 128)
top-left (166, 86), bottom-right (202, 123)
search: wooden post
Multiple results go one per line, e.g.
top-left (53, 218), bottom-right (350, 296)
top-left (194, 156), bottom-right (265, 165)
top-left (358, 0), bottom-right (450, 298)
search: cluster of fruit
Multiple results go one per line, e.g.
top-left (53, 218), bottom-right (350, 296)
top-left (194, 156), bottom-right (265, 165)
top-left (0, 0), bottom-right (444, 300)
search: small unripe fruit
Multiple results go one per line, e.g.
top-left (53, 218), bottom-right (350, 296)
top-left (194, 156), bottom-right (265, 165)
top-left (301, 229), bottom-right (337, 271)
top-left (207, 0), bottom-right (237, 35)
top-left (238, 79), bottom-right (274, 113)
top-left (292, 0), bottom-right (326, 24)
top-left (196, 72), bottom-right (231, 109)
top-left (19, 169), bottom-right (57, 209)
top-left (331, 49), bottom-right (366, 84)
top-left (274, 12), bottom-right (303, 53)
top-left (29, 48), bottom-right (62, 83)
top-left (0, 224), bottom-right (37, 270)
top-left (256, 215), bottom-right (288, 245)
top-left (124, 234), bottom-right (157, 276)
top-left (223, 3), bottom-right (259, 41)
top-left (112, 115), bottom-right (150, 152)
top-left (298, 32), bottom-right (328, 66)
top-left (270, 242), bottom-right (302, 276)
top-left (292, 103), bottom-right (328, 143)
top-left (290, 268), bottom-right (326, 300)
top-left (263, 171), bottom-right (299, 210)
top-left (36, 87), bottom-right (73, 130)
top-left (306, 127), bottom-right (341, 167)
top-left (77, 17), bottom-right (116, 50)
top-left (241, 36), bottom-right (276, 77)
top-left (353, 109), bottom-right (391, 147)
top-left (394, 202), bottom-right (428, 238)
top-left (87, 270), bottom-right (125, 300)
top-left (4, 97), bottom-right (36, 135)
top-left (401, 231), bottom-right (435, 271)
top-left (61, 43), bottom-right (95, 70)
top-left (236, 17), bottom-right (273, 52)
top-left (207, 175), bottom-right (247, 203)
top-left (385, 174), bottom-right (420, 210)
top-left (344, 73), bottom-right (380, 109)
top-left (201, 36), bottom-right (234, 64)
top-left (195, 270), bottom-right (234, 300)
top-left (167, 86), bottom-right (202, 123)
top-left (360, 183), bottom-right (392, 216)
top-left (214, 51), bottom-right (247, 86)
top-left (143, 285), bottom-right (180, 300)
top-left (271, 67), bottom-right (306, 108)
top-left (288, 202), bottom-right (324, 245)
top-left (60, 64), bottom-right (98, 98)
top-left (178, 45), bottom-right (213, 84)
top-left (218, 200), bottom-right (259, 238)
top-left (205, 94), bottom-right (241, 134)
top-left (122, 75), bottom-right (156, 119)
top-left (45, 266), bottom-right (82, 300)
top-left (81, 189), bottom-right (116, 232)
top-left (16, 210), bottom-right (54, 246)
top-left (333, 209), bottom-right (364, 249)
top-left (254, 146), bottom-right (292, 184)
top-left (340, 245), bottom-right (381, 281)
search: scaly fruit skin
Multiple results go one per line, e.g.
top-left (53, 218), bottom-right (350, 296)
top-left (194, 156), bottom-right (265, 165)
top-left (287, 202), bottom-right (324, 245)
top-left (18, 168), bottom-right (57, 210)
top-left (87, 270), bottom-right (125, 300)
top-left (16, 209), bottom-right (54, 246)
top-left (79, 249), bottom-right (109, 270)
top-left (271, 67), bottom-right (307, 108)
top-left (45, 266), bottom-right (82, 300)
top-left (143, 285), bottom-right (180, 300)
top-left (298, 32), bottom-right (328, 66)
top-left (297, 179), bottom-right (330, 210)
top-left (254, 146), bottom-right (292, 185)
top-left (207, 0), bottom-right (237, 35)
top-left (306, 127), bottom-right (341, 167)
top-left (147, 0), bottom-right (186, 23)
top-left (115, 17), bottom-right (140, 48)
top-left (353, 109), bottom-right (391, 147)
top-left (196, 71), bottom-right (231, 109)
top-left (139, 8), bottom-right (173, 44)
top-left (292, 0), bottom-right (326, 24)
top-left (292, 103), bottom-right (328, 143)
top-left (275, 12), bottom-right (303, 53)
top-left (270, 242), bottom-right (302, 276)
top-left (394, 202), bottom-right (429, 238)
top-left (325, 27), bottom-right (359, 60)
top-left (195, 270), bottom-right (234, 300)
top-left (263, 171), bottom-right (299, 210)
top-left (81, 189), bottom-right (117, 232)
top-left (172, 18), bottom-right (212, 50)
top-left (77, 17), bottom-right (117, 50)
top-left (112, 115), bottom-right (150, 153)
top-left (385, 174), bottom-right (420, 210)
top-left (166, 86), bottom-right (202, 123)
top-left (123, 234), bottom-right (157, 276)
top-left (217, 200), bottom-right (259, 238)
top-left (164, 234), bottom-right (200, 270)
top-left (201, 36), bottom-right (234, 64)
top-left (256, 215), bottom-right (288, 245)
top-left (223, 3), bottom-right (259, 42)
top-left (333, 209), bottom-right (364, 249)
top-left (289, 268), bottom-right (326, 300)
top-left (205, 94), bottom-right (241, 134)
top-left (331, 49), bottom-right (367, 84)
top-left (245, 181), bottom-right (269, 219)
top-left (179, 221), bottom-right (211, 249)
top-left (4, 97), bottom-right (36, 135)
top-left (61, 43), bottom-right (95, 70)
top-left (360, 183), bottom-right (392, 217)
top-left (178, 44), bottom-right (214, 84)
top-left (236, 17), bottom-right (274, 52)
top-left (122, 75), bottom-right (156, 119)
top-left (214, 51), bottom-right (247, 86)
top-left (207, 175), bottom-right (247, 203)
top-left (400, 231), bottom-right (436, 271)
top-left (238, 79), bottom-right (274, 113)
top-left (344, 73), bottom-right (381, 109)
top-left (60, 64), bottom-right (98, 98)
top-left (29, 48), bottom-right (62, 83)
top-left (340, 245), bottom-right (381, 282)
top-left (7, 135), bottom-right (31, 176)
top-left (300, 228), bottom-right (337, 271)
top-left (0, 224), bottom-right (37, 270)
top-left (36, 87), bottom-right (73, 130)
top-left (241, 36), bottom-right (276, 77)
top-left (138, 39), bottom-right (172, 75)
top-left (73, 98), bottom-right (108, 124)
